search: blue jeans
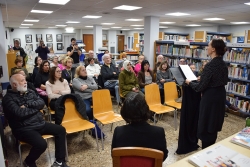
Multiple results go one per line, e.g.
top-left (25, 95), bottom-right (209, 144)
top-left (83, 98), bottom-right (93, 120)
top-left (115, 85), bottom-right (120, 104)
top-left (140, 88), bottom-right (145, 94)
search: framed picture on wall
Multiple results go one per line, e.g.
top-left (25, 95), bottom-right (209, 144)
top-left (57, 43), bottom-right (63, 50)
top-left (25, 34), bottom-right (32, 43)
top-left (13, 38), bottom-right (21, 46)
top-left (46, 34), bottom-right (53, 42)
top-left (56, 34), bottom-right (62, 42)
top-left (36, 43), bottom-right (39, 49)
top-left (47, 43), bottom-right (53, 49)
top-left (102, 34), bottom-right (107, 40)
top-left (36, 34), bottom-right (43, 42)
top-left (26, 44), bottom-right (33, 51)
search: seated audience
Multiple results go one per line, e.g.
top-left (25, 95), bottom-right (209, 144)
top-left (58, 55), bottom-right (67, 71)
top-left (134, 55), bottom-right (145, 76)
top-left (189, 64), bottom-right (198, 77)
top-left (34, 60), bottom-right (50, 106)
top-left (156, 61), bottom-right (174, 104)
top-left (119, 60), bottom-right (144, 98)
top-left (72, 66), bottom-right (98, 120)
top-left (62, 57), bottom-right (75, 92)
top-left (32, 56), bottom-right (42, 83)
top-left (179, 58), bottom-right (186, 65)
top-left (198, 60), bottom-right (209, 77)
top-left (11, 56), bottom-right (30, 81)
top-left (118, 52), bottom-right (127, 71)
top-left (100, 54), bottom-right (120, 104)
top-left (50, 56), bottom-right (59, 68)
top-left (46, 66), bottom-right (71, 111)
top-left (138, 60), bottom-right (155, 93)
top-left (2, 74), bottom-right (69, 167)
top-left (86, 57), bottom-right (101, 78)
top-left (111, 92), bottom-right (168, 161)
top-left (154, 54), bottom-right (164, 73)
top-left (84, 50), bottom-right (99, 66)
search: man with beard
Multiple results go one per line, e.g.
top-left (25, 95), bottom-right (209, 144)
top-left (2, 74), bottom-right (69, 167)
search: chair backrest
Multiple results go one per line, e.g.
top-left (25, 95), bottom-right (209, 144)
top-left (145, 84), bottom-right (161, 106)
top-left (62, 98), bottom-right (83, 123)
top-left (92, 89), bottom-right (113, 116)
top-left (164, 82), bottom-right (178, 103)
top-left (112, 147), bottom-right (163, 167)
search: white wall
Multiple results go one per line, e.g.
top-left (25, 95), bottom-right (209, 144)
top-left (9, 28), bottom-right (81, 53)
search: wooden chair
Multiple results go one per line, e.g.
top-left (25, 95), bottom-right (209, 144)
top-left (48, 98), bottom-right (55, 122)
top-left (112, 147), bottom-right (163, 167)
top-left (19, 135), bottom-right (53, 167)
top-left (164, 82), bottom-right (182, 110)
top-left (61, 99), bottom-right (99, 160)
top-left (145, 84), bottom-right (177, 130)
top-left (92, 89), bottom-right (124, 150)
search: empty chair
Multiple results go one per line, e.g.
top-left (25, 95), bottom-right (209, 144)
top-left (164, 82), bottom-right (182, 110)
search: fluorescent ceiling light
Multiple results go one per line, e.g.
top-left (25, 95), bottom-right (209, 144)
top-left (39, 0), bottom-right (70, 5)
top-left (19, 27), bottom-right (29, 28)
top-left (101, 23), bottom-right (115, 25)
top-left (31, 10), bottom-right (53, 14)
top-left (113, 5), bottom-right (142, 11)
top-left (24, 19), bottom-right (39, 22)
top-left (65, 27), bottom-right (74, 32)
top-left (230, 22), bottom-right (249, 24)
top-left (111, 27), bottom-right (122, 28)
top-left (186, 24), bottom-right (201, 26)
top-left (244, 2), bottom-right (250, 5)
top-left (166, 12), bottom-right (190, 16)
top-left (159, 26), bottom-right (168, 28)
top-left (66, 21), bottom-right (80, 23)
top-left (130, 25), bottom-right (143, 27)
top-left (82, 15), bottom-right (102, 19)
top-left (56, 25), bottom-right (67, 27)
top-left (121, 29), bottom-right (130, 30)
top-left (21, 24), bottom-right (33, 26)
top-left (102, 28), bottom-right (110, 30)
top-left (203, 18), bottom-right (225, 21)
top-left (48, 27), bottom-right (58, 28)
top-left (125, 18), bottom-right (143, 21)
top-left (160, 22), bottom-right (175, 24)
top-left (134, 28), bottom-right (144, 29)
top-left (85, 26), bottom-right (93, 27)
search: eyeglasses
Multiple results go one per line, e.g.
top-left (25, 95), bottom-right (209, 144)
top-left (56, 70), bottom-right (62, 73)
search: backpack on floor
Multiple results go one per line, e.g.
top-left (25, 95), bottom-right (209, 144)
top-left (90, 120), bottom-right (105, 139)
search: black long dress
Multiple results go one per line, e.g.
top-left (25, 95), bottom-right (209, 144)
top-left (176, 84), bottom-right (201, 154)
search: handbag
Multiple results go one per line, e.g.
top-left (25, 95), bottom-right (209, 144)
top-left (36, 88), bottom-right (48, 96)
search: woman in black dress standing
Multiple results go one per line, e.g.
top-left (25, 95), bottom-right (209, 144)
top-left (185, 39), bottom-right (228, 149)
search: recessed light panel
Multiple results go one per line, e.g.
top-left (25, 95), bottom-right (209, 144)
top-left (66, 21), bottom-right (80, 23)
top-left (131, 25), bottom-right (143, 27)
top-left (48, 27), bottom-right (58, 28)
top-left (31, 10), bottom-right (53, 14)
top-left (111, 27), bottom-right (122, 28)
top-left (159, 26), bottom-right (168, 28)
top-left (121, 29), bottom-right (130, 30)
top-left (39, 0), bottom-right (70, 5)
top-left (56, 25), bottom-right (67, 27)
top-left (101, 23), bottom-right (115, 25)
top-left (19, 27), bottom-right (29, 28)
top-left (203, 18), bottom-right (225, 21)
top-left (166, 12), bottom-right (190, 16)
top-left (186, 24), bottom-right (201, 26)
top-left (21, 24), bottom-right (33, 26)
top-left (244, 2), bottom-right (250, 5)
top-left (113, 5), bottom-right (142, 11)
top-left (125, 18), bottom-right (143, 21)
top-left (24, 20), bottom-right (39, 22)
top-left (134, 28), bottom-right (144, 29)
top-left (85, 26), bottom-right (93, 27)
top-left (160, 22), bottom-right (175, 24)
top-left (82, 15), bottom-right (102, 19)
top-left (230, 22), bottom-right (249, 24)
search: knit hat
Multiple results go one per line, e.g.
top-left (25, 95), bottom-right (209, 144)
top-left (123, 60), bottom-right (131, 71)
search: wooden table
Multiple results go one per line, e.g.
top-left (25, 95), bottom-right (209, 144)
top-left (168, 133), bottom-right (250, 167)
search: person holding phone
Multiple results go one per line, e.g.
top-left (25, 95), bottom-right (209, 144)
top-left (67, 38), bottom-right (81, 73)
top-left (119, 60), bottom-right (144, 99)
top-left (35, 40), bottom-right (50, 60)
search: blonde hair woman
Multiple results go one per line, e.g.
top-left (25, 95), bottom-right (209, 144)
top-left (58, 54), bottom-right (67, 70)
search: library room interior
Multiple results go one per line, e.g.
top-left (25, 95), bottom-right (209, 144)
top-left (0, 0), bottom-right (250, 167)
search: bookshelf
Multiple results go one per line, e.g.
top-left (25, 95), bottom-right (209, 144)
top-left (245, 30), bottom-right (250, 43)
top-left (133, 33), bottom-right (144, 54)
top-left (224, 43), bottom-right (250, 115)
top-left (194, 31), bottom-right (232, 42)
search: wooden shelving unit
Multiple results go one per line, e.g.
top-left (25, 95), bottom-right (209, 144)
top-left (194, 31), bottom-right (232, 42)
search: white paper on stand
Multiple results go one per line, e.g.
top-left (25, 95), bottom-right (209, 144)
top-left (179, 65), bottom-right (197, 81)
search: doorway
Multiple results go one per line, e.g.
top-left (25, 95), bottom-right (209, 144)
top-left (117, 35), bottom-right (125, 53)
top-left (63, 34), bottom-right (75, 52)
top-left (83, 34), bottom-right (93, 52)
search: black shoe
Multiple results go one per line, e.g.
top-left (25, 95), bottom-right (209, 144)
top-left (51, 161), bottom-right (69, 167)
top-left (23, 160), bottom-right (37, 167)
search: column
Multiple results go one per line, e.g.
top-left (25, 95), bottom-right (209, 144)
top-left (0, 7), bottom-right (9, 83)
top-left (108, 30), bottom-right (117, 53)
top-left (144, 16), bottom-right (159, 67)
top-left (93, 25), bottom-right (102, 56)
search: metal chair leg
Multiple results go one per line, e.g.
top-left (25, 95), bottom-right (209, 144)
top-left (18, 143), bottom-right (23, 167)
top-left (94, 126), bottom-right (99, 152)
top-left (111, 123), bottom-right (113, 132)
top-left (174, 110), bottom-right (177, 131)
top-left (100, 124), bottom-right (104, 150)
top-left (154, 113), bottom-right (156, 125)
top-left (65, 136), bottom-right (68, 162)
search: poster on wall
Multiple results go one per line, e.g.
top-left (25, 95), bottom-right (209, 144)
top-left (26, 44), bottom-right (33, 51)
top-left (57, 43), bottom-right (63, 50)
top-left (25, 34), bottom-right (32, 43)
top-left (36, 34), bottom-right (43, 42)
top-left (47, 43), bottom-right (53, 50)
top-left (56, 34), bottom-right (62, 42)
top-left (13, 38), bottom-right (21, 46)
top-left (46, 34), bottom-right (53, 42)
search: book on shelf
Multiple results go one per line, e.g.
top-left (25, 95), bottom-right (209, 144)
top-left (206, 35), bottom-right (228, 42)
top-left (226, 96), bottom-right (250, 113)
top-left (228, 65), bottom-right (250, 80)
top-left (156, 44), bottom-right (173, 55)
top-left (172, 47), bottom-right (191, 57)
top-left (193, 48), bottom-right (209, 59)
top-left (224, 50), bottom-right (250, 64)
top-left (164, 35), bottom-right (186, 41)
top-left (225, 82), bottom-right (249, 96)
top-left (169, 65), bottom-right (197, 85)
top-left (188, 144), bottom-right (250, 167)
top-left (230, 127), bottom-right (250, 149)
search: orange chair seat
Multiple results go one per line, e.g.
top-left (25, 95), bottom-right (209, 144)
top-left (94, 112), bottom-right (123, 125)
top-left (165, 101), bottom-right (181, 110)
top-left (149, 104), bottom-right (174, 114)
top-left (62, 119), bottom-right (94, 134)
top-left (20, 135), bottom-right (53, 145)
